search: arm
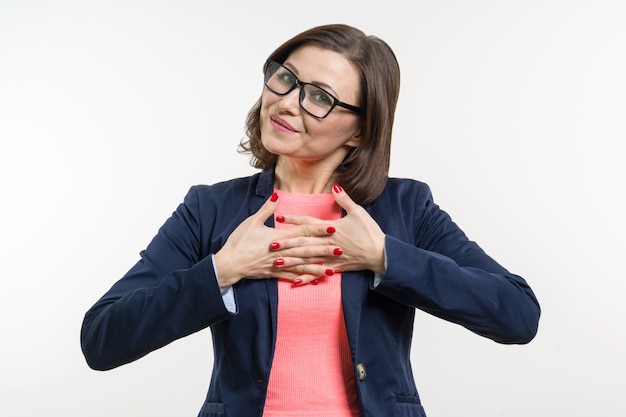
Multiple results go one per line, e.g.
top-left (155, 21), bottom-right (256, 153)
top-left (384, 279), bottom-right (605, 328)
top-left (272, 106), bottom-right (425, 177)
top-left (80, 186), bottom-right (231, 371)
top-left (374, 182), bottom-right (540, 344)
top-left (81, 184), bottom-right (339, 370)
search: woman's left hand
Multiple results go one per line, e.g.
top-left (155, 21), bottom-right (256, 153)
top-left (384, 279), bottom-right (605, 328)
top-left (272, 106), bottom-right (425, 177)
top-left (272, 184), bottom-right (386, 284)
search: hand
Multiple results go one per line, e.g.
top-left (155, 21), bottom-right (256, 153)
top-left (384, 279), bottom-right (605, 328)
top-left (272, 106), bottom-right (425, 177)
top-left (331, 183), bottom-right (386, 275)
top-left (270, 184), bottom-right (386, 285)
top-left (213, 193), bottom-right (337, 290)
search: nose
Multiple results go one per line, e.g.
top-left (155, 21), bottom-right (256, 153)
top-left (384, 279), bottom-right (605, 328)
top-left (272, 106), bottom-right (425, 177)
top-left (277, 87), bottom-right (301, 114)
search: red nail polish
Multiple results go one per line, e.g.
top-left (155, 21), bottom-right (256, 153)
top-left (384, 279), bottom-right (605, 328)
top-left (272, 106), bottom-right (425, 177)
top-left (275, 258), bottom-right (285, 266)
top-left (294, 278), bottom-right (302, 285)
top-left (270, 242), bottom-right (280, 250)
top-left (276, 215), bottom-right (285, 223)
top-left (325, 269), bottom-right (334, 276)
top-left (311, 279), bottom-right (319, 285)
top-left (270, 192), bottom-right (278, 202)
top-left (333, 183), bottom-right (343, 193)
top-left (333, 247), bottom-right (343, 256)
top-left (326, 226), bottom-right (336, 233)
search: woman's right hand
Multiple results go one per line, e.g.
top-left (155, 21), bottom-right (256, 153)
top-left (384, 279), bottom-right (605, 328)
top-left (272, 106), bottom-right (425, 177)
top-left (213, 193), bottom-right (336, 290)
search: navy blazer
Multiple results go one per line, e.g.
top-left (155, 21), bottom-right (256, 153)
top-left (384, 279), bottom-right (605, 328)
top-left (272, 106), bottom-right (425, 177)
top-left (81, 169), bottom-right (540, 417)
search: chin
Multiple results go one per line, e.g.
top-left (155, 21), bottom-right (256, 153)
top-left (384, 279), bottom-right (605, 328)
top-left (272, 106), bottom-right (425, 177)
top-left (260, 135), bottom-right (283, 156)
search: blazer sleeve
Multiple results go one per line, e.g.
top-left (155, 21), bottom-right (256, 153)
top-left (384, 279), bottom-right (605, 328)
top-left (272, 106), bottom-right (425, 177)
top-left (81, 186), bottom-right (232, 371)
top-left (373, 181), bottom-right (540, 344)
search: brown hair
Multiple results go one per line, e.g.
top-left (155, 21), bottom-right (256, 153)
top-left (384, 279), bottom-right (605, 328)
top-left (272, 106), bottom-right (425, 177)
top-left (239, 24), bottom-right (401, 205)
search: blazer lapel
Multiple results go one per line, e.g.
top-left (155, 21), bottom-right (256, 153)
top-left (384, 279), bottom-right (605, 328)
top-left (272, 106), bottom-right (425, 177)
top-left (253, 169), bottom-right (280, 350)
top-left (341, 270), bottom-right (368, 357)
top-left (341, 185), bottom-right (394, 355)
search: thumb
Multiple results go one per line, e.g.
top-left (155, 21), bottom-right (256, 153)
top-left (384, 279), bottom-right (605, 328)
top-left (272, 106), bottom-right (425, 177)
top-left (254, 192), bottom-right (280, 223)
top-left (332, 183), bottom-right (358, 213)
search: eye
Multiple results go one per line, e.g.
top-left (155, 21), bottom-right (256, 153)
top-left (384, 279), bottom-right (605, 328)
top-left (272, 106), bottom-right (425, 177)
top-left (275, 69), bottom-right (297, 86)
top-left (307, 87), bottom-right (333, 107)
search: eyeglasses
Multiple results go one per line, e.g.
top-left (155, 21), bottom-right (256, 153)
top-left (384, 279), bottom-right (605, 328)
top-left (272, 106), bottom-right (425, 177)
top-left (263, 59), bottom-right (362, 119)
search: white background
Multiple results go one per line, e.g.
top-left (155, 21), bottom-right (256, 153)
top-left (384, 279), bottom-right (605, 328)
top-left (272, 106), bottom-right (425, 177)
top-left (1, 1), bottom-right (625, 416)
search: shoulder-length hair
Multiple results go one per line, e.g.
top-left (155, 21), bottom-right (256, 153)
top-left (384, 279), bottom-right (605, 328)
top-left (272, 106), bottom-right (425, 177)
top-left (239, 24), bottom-right (401, 206)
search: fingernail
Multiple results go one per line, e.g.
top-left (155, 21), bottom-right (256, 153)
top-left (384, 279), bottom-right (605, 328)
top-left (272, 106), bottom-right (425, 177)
top-left (333, 183), bottom-right (343, 193)
top-left (294, 278), bottom-right (302, 285)
top-left (276, 215), bottom-right (285, 223)
top-left (274, 258), bottom-right (285, 266)
top-left (311, 279), bottom-right (319, 285)
top-left (270, 192), bottom-right (278, 202)
top-left (270, 242), bottom-right (280, 250)
top-left (325, 269), bottom-right (334, 276)
top-left (333, 247), bottom-right (343, 256)
top-left (326, 226), bottom-right (336, 233)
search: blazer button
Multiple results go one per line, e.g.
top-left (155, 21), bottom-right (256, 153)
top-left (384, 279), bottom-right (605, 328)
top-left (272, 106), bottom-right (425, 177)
top-left (356, 363), bottom-right (367, 381)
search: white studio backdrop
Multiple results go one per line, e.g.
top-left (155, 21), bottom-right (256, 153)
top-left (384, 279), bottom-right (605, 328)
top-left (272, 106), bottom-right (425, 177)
top-left (1, 1), bottom-right (624, 416)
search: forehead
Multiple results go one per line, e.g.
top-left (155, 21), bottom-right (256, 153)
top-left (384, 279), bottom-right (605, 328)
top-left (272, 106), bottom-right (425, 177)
top-left (284, 45), bottom-right (360, 101)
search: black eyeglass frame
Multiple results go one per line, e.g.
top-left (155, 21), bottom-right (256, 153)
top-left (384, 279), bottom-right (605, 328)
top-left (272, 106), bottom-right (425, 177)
top-left (263, 59), bottom-right (362, 119)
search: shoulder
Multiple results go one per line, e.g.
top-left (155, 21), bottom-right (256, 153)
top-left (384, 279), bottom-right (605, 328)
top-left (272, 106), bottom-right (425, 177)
top-left (375, 177), bottom-right (448, 227)
top-left (168, 173), bottom-right (264, 220)
top-left (385, 177), bottom-right (430, 191)
top-left (381, 177), bottom-right (435, 205)
top-left (367, 177), bottom-right (438, 221)
top-left (186, 172), bottom-right (263, 203)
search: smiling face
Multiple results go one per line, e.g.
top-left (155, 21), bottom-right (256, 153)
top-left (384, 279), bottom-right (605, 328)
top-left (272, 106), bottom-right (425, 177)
top-left (259, 44), bottom-right (362, 171)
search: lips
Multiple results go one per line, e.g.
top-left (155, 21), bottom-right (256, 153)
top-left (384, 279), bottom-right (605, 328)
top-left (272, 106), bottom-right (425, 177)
top-left (270, 115), bottom-right (296, 132)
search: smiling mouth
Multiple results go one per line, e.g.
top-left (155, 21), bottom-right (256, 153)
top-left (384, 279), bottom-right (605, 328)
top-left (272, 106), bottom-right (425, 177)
top-left (270, 115), bottom-right (296, 132)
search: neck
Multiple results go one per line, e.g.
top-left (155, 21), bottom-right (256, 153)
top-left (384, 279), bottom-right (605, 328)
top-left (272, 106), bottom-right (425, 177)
top-left (274, 158), bottom-right (337, 194)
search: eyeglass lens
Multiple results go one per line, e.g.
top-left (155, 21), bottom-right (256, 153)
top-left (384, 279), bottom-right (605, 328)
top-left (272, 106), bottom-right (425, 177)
top-left (264, 61), bottom-right (336, 118)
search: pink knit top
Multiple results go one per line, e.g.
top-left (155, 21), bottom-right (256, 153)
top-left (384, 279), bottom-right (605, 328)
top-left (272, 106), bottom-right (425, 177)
top-left (262, 190), bottom-right (359, 417)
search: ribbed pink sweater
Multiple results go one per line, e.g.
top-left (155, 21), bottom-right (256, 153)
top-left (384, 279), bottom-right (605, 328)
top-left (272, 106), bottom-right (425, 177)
top-left (262, 190), bottom-right (359, 417)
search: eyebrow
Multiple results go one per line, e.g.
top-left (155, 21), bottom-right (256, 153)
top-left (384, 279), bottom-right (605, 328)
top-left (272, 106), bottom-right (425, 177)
top-left (283, 62), bottom-right (340, 97)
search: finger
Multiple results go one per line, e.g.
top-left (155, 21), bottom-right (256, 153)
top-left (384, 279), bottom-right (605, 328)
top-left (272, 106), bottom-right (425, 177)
top-left (254, 192), bottom-right (280, 223)
top-left (284, 259), bottom-right (336, 276)
top-left (271, 242), bottom-right (342, 259)
top-left (332, 183), bottom-right (359, 213)
top-left (276, 273), bottom-right (320, 285)
top-left (274, 222), bottom-right (337, 240)
top-left (284, 266), bottom-right (336, 286)
top-left (299, 222), bottom-right (338, 238)
top-left (295, 267), bottom-right (336, 285)
top-left (274, 268), bottom-right (320, 282)
top-left (277, 214), bottom-right (325, 226)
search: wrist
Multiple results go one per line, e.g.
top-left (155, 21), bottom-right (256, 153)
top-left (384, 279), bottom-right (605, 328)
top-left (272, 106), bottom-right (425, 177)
top-left (370, 232), bottom-right (387, 275)
top-left (213, 250), bottom-right (241, 290)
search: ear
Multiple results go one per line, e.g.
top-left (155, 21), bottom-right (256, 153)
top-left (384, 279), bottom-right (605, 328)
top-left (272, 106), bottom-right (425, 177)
top-left (345, 132), bottom-right (361, 148)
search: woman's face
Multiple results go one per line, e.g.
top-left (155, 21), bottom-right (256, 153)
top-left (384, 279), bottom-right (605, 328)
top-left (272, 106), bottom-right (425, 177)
top-left (259, 44), bottom-right (361, 168)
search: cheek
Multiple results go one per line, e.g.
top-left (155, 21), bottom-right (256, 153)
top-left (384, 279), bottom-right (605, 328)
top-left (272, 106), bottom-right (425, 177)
top-left (260, 90), bottom-right (276, 111)
top-left (259, 97), bottom-right (270, 130)
top-left (321, 119), bottom-right (359, 141)
top-left (259, 96), bottom-right (278, 127)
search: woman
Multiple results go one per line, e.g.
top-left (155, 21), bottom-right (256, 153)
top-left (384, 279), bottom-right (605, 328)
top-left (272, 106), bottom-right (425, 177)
top-left (81, 24), bottom-right (540, 417)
